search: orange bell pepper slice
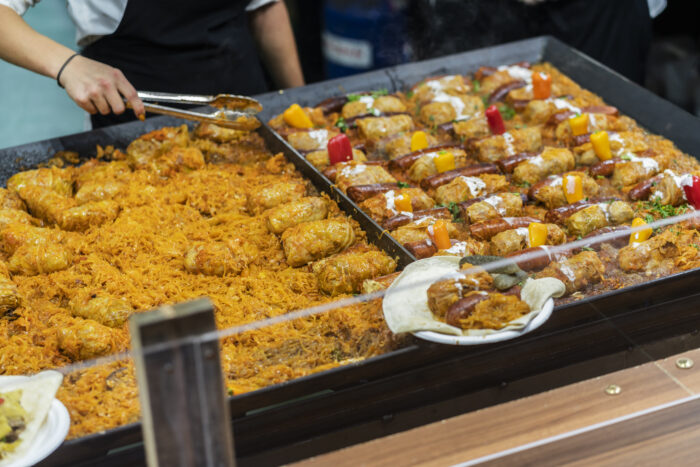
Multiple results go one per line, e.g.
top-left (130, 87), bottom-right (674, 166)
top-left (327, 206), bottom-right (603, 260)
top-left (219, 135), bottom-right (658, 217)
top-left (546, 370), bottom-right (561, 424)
top-left (434, 150), bottom-right (456, 173)
top-left (394, 193), bottom-right (413, 213)
top-left (410, 131), bottom-right (429, 152)
top-left (283, 103), bottom-right (313, 129)
top-left (562, 173), bottom-right (584, 204)
top-left (428, 220), bottom-right (451, 250)
top-left (528, 222), bottom-right (548, 248)
top-left (629, 217), bottom-right (653, 245)
top-left (532, 72), bottom-right (552, 99)
top-left (568, 114), bottom-right (589, 136)
top-left (590, 130), bottom-right (612, 161)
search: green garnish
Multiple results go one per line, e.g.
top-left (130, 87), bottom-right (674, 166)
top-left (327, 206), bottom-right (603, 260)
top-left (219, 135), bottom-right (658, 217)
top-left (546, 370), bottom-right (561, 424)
top-left (429, 115), bottom-right (435, 122)
top-left (371, 89), bottom-right (389, 98)
top-left (693, 243), bottom-right (700, 250)
top-left (406, 90), bottom-right (414, 99)
top-left (447, 201), bottom-right (462, 222)
top-left (576, 235), bottom-right (583, 240)
top-left (397, 181), bottom-right (411, 188)
top-left (581, 246), bottom-right (595, 252)
top-left (620, 154), bottom-right (632, 161)
top-left (516, 181), bottom-right (531, 188)
top-left (472, 80), bottom-right (481, 92)
top-left (641, 199), bottom-right (689, 219)
top-left (644, 214), bottom-right (655, 224)
top-left (347, 94), bottom-right (361, 102)
top-left (481, 96), bottom-right (489, 107)
top-left (335, 117), bottom-right (348, 133)
top-left (497, 104), bottom-right (516, 121)
top-left (596, 175), bottom-right (605, 180)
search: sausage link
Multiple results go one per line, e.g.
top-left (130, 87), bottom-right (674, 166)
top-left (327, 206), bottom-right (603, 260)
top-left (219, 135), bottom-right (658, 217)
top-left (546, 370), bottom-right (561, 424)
top-left (544, 197), bottom-right (620, 224)
top-left (581, 105), bottom-right (619, 116)
top-left (445, 293), bottom-right (490, 327)
top-left (572, 134), bottom-right (591, 146)
top-left (346, 183), bottom-right (405, 203)
top-left (419, 163), bottom-right (499, 191)
top-left (589, 159), bottom-right (620, 178)
top-left (469, 216), bottom-right (540, 241)
top-left (547, 110), bottom-right (576, 125)
top-left (488, 80), bottom-right (527, 105)
top-left (496, 152), bottom-right (538, 173)
top-left (403, 240), bottom-right (437, 259)
top-left (316, 96), bottom-right (348, 115)
top-left (506, 246), bottom-right (571, 272)
top-left (389, 144), bottom-right (467, 171)
top-left (383, 207), bottom-right (451, 231)
top-left (438, 122), bottom-right (455, 133)
top-left (628, 175), bottom-right (663, 201)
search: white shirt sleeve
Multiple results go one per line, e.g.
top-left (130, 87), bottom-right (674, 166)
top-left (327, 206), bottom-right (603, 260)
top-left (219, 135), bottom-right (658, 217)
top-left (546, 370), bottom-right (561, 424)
top-left (0, 0), bottom-right (41, 16)
top-left (246, 0), bottom-right (278, 12)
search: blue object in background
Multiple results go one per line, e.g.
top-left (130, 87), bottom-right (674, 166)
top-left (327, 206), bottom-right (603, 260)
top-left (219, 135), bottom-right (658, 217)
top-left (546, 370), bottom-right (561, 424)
top-left (323, 0), bottom-right (412, 79)
top-left (0, 3), bottom-right (84, 150)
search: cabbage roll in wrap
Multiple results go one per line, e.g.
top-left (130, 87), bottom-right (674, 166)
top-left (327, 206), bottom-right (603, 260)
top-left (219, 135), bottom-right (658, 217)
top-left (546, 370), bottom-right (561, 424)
top-left (411, 75), bottom-right (469, 104)
top-left (59, 200), bottom-right (120, 232)
top-left (247, 181), bottom-right (307, 215)
top-left (0, 188), bottom-right (26, 211)
top-left (184, 238), bottom-right (258, 276)
top-left (407, 148), bottom-right (470, 182)
top-left (426, 262), bottom-right (494, 318)
top-left (355, 115), bottom-right (414, 141)
top-left (266, 197), bottom-right (329, 235)
top-left (70, 294), bottom-right (133, 328)
top-left (490, 224), bottom-right (566, 256)
top-left (306, 149), bottom-right (366, 170)
top-left (419, 95), bottom-right (483, 126)
top-left (536, 251), bottom-right (604, 295)
top-left (17, 186), bottom-right (76, 225)
top-left (51, 314), bottom-right (121, 360)
top-left (463, 193), bottom-right (523, 224)
top-left (512, 147), bottom-right (575, 185)
top-left (287, 129), bottom-right (338, 152)
top-left (474, 127), bottom-right (542, 163)
top-left (335, 164), bottom-right (397, 193)
top-left (282, 218), bottom-right (355, 267)
top-left (531, 172), bottom-right (599, 209)
top-left (312, 245), bottom-right (397, 295)
top-left (359, 188), bottom-right (435, 223)
top-left (8, 240), bottom-right (72, 276)
top-left (6, 167), bottom-right (73, 196)
top-left (0, 261), bottom-right (20, 314)
top-left (434, 174), bottom-right (508, 205)
top-left (565, 201), bottom-right (634, 237)
top-left (341, 95), bottom-right (406, 119)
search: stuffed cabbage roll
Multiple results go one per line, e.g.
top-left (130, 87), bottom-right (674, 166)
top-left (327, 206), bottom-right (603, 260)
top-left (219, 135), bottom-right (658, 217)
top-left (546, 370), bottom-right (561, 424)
top-left (312, 245), bottom-right (397, 295)
top-left (266, 197), bottom-right (329, 235)
top-left (282, 218), bottom-right (355, 267)
top-left (247, 181), bottom-right (307, 215)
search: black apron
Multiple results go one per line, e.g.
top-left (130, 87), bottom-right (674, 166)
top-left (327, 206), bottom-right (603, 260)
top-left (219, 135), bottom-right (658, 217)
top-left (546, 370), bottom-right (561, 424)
top-left (82, 0), bottom-right (268, 128)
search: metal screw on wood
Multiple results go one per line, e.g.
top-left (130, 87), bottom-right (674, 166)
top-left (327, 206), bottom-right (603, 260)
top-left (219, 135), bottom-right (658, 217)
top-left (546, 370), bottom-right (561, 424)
top-left (605, 384), bottom-right (621, 395)
top-left (676, 358), bottom-right (694, 369)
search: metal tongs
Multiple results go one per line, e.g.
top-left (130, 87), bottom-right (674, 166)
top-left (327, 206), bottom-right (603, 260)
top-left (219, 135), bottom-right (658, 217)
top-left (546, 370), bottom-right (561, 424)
top-left (133, 91), bottom-right (263, 131)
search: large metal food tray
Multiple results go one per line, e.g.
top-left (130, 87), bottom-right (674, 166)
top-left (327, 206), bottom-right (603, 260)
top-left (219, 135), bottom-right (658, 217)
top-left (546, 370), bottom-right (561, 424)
top-left (9, 36), bottom-right (698, 466)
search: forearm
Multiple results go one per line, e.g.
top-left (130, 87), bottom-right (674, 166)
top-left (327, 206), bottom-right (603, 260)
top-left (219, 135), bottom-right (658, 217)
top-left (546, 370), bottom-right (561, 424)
top-left (0, 5), bottom-right (75, 79)
top-left (250, 1), bottom-right (305, 89)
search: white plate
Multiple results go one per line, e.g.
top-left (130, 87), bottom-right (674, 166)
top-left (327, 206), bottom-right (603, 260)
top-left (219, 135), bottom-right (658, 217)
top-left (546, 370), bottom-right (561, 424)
top-left (412, 297), bottom-right (554, 345)
top-left (0, 376), bottom-right (70, 467)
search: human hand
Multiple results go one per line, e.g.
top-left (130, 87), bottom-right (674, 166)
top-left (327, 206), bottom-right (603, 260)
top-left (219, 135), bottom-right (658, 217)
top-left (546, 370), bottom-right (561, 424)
top-left (58, 55), bottom-right (145, 118)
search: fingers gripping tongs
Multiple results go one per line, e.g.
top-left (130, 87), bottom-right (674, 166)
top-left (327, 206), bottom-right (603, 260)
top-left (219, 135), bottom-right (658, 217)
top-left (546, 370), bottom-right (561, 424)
top-left (134, 91), bottom-right (263, 130)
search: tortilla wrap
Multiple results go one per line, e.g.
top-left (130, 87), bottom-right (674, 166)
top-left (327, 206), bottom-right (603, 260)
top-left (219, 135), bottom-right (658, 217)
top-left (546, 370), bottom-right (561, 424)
top-left (382, 256), bottom-right (565, 336)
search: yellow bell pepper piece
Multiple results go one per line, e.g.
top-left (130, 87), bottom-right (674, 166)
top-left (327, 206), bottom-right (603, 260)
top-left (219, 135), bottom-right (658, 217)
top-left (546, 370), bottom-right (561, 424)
top-left (568, 114), bottom-right (589, 136)
top-left (562, 173), bottom-right (584, 204)
top-left (410, 131), bottom-right (429, 152)
top-left (590, 130), bottom-right (612, 161)
top-left (528, 222), bottom-right (548, 248)
top-left (629, 217), bottom-right (653, 245)
top-left (394, 193), bottom-right (413, 213)
top-left (283, 103), bottom-right (313, 129)
top-left (428, 220), bottom-right (451, 250)
top-left (434, 150), bottom-right (456, 173)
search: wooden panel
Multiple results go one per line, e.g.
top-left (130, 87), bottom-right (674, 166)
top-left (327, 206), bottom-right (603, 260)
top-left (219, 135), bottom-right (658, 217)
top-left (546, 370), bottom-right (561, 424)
top-left (294, 357), bottom-right (690, 467)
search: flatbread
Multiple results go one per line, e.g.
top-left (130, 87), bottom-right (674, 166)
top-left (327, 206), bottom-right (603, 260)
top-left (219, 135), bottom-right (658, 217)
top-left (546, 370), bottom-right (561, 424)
top-left (383, 257), bottom-right (565, 336)
top-left (0, 371), bottom-right (63, 466)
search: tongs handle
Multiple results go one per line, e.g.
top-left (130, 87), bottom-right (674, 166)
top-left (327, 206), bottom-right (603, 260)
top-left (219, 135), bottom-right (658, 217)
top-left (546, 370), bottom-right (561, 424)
top-left (137, 91), bottom-right (216, 106)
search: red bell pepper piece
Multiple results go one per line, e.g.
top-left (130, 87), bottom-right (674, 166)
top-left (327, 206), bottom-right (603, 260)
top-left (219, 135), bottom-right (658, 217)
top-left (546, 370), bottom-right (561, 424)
top-left (327, 134), bottom-right (353, 165)
top-left (485, 105), bottom-right (506, 135)
top-left (683, 175), bottom-right (700, 208)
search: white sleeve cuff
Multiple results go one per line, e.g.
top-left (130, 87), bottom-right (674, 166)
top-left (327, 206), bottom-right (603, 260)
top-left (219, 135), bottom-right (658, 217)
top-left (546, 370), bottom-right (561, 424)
top-left (0, 0), bottom-right (40, 16)
top-left (246, 0), bottom-right (278, 12)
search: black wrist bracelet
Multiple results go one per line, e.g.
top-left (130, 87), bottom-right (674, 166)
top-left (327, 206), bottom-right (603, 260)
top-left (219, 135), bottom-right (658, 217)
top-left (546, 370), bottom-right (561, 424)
top-left (56, 53), bottom-right (80, 88)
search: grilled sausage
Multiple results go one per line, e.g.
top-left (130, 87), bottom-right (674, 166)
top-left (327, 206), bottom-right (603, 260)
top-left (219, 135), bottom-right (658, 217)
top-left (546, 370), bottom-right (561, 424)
top-left (496, 152), bottom-right (539, 173)
top-left (544, 197), bottom-right (621, 224)
top-left (628, 175), bottom-right (664, 201)
top-left (383, 207), bottom-right (451, 231)
top-left (419, 163), bottom-right (500, 191)
top-left (404, 239), bottom-right (437, 259)
top-left (474, 66), bottom-right (498, 81)
top-left (389, 144), bottom-right (467, 171)
top-left (445, 292), bottom-right (489, 327)
top-left (488, 80), bottom-right (527, 104)
top-left (548, 105), bottom-right (619, 126)
top-left (589, 159), bottom-right (620, 178)
top-left (322, 161), bottom-right (387, 182)
top-left (506, 246), bottom-right (572, 271)
top-left (347, 183), bottom-right (407, 203)
top-left (469, 216), bottom-right (540, 241)
top-left (316, 96), bottom-right (348, 115)
top-left (572, 134), bottom-right (591, 146)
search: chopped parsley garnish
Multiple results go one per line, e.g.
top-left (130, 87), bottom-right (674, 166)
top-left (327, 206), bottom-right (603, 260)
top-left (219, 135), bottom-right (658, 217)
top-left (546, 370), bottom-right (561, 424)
top-left (516, 181), bottom-right (531, 188)
top-left (481, 95), bottom-right (490, 107)
top-left (371, 89), bottom-right (388, 98)
top-left (581, 246), bottom-right (595, 252)
top-left (693, 243), bottom-right (700, 250)
top-left (347, 94), bottom-right (361, 102)
top-left (644, 214), bottom-right (655, 224)
top-left (497, 104), bottom-right (516, 121)
top-left (642, 199), bottom-right (689, 218)
top-left (397, 181), bottom-right (411, 188)
top-left (620, 154), bottom-right (632, 161)
top-left (429, 115), bottom-right (435, 122)
top-left (472, 80), bottom-right (481, 92)
top-left (596, 175), bottom-right (605, 180)
top-left (335, 117), bottom-right (348, 133)
top-left (447, 201), bottom-right (462, 222)
top-left (405, 90), bottom-right (414, 99)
